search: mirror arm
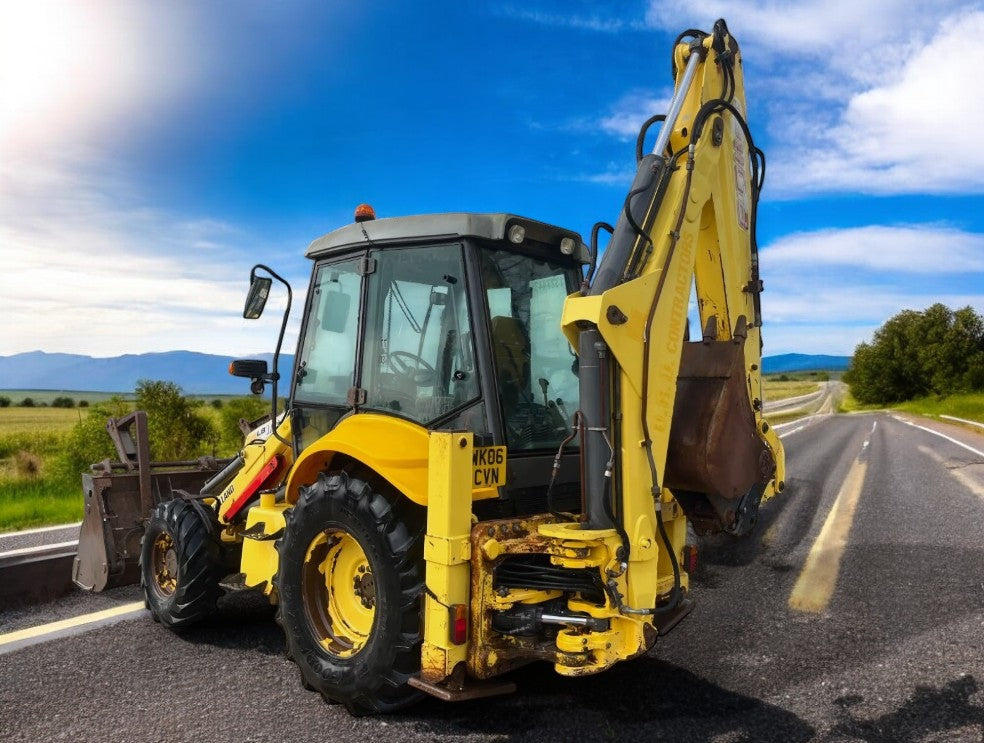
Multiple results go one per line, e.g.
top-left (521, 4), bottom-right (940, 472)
top-left (250, 264), bottom-right (293, 450)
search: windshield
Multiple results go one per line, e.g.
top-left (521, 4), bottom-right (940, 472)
top-left (481, 247), bottom-right (580, 450)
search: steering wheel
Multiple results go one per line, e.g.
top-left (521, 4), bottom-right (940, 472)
top-left (387, 350), bottom-right (436, 385)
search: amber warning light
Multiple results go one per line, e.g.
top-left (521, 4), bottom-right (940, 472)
top-left (354, 203), bottom-right (376, 222)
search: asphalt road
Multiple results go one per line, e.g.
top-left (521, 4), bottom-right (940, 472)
top-left (1, 412), bottom-right (982, 742)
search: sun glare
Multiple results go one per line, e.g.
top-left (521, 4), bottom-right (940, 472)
top-left (0, 1), bottom-right (141, 157)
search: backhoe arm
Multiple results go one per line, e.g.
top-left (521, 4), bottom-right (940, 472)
top-left (563, 20), bottom-right (786, 612)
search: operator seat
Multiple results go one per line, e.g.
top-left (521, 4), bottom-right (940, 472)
top-left (490, 316), bottom-right (529, 407)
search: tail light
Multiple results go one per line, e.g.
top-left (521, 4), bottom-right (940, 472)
top-left (450, 603), bottom-right (468, 645)
top-left (682, 544), bottom-right (698, 575)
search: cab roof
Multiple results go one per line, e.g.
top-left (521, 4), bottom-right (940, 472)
top-left (305, 212), bottom-right (590, 263)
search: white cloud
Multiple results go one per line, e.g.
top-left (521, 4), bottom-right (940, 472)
top-left (762, 225), bottom-right (984, 273)
top-left (760, 323), bottom-right (880, 357)
top-left (645, 0), bottom-right (934, 56)
top-left (0, 159), bottom-right (306, 358)
top-left (599, 90), bottom-right (673, 140)
top-left (0, 1), bottom-right (311, 359)
top-left (496, 6), bottom-right (645, 33)
top-left (755, 224), bottom-right (984, 353)
top-left (636, 1), bottom-right (984, 196)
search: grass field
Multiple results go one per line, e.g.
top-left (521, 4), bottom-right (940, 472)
top-left (0, 390), bottom-right (263, 532)
top-left (762, 380), bottom-right (820, 400)
top-left (0, 406), bottom-right (85, 435)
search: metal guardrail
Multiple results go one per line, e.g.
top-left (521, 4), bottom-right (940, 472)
top-left (0, 542), bottom-right (79, 607)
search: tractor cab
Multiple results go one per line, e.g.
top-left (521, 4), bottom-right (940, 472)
top-left (288, 213), bottom-right (591, 517)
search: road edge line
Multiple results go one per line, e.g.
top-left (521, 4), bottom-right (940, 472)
top-left (0, 601), bottom-right (146, 655)
top-left (895, 417), bottom-right (984, 459)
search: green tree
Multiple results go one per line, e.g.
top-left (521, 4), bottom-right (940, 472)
top-left (846, 304), bottom-right (984, 404)
top-left (51, 396), bottom-right (75, 408)
top-left (20, 397), bottom-right (34, 407)
top-left (136, 380), bottom-right (220, 460)
top-left (218, 396), bottom-right (270, 454)
top-left (0, 396), bottom-right (10, 408)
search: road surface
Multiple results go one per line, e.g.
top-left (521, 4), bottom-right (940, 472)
top-left (1, 412), bottom-right (982, 741)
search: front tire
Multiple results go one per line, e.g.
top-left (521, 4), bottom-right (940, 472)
top-left (275, 472), bottom-right (425, 715)
top-left (140, 499), bottom-right (224, 629)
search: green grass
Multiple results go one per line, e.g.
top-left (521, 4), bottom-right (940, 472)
top-left (839, 389), bottom-right (984, 424)
top-left (891, 392), bottom-right (984, 422)
top-left (0, 476), bottom-right (82, 532)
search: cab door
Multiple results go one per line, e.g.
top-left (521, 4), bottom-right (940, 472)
top-left (291, 255), bottom-right (366, 452)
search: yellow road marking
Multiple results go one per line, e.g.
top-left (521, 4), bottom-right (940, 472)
top-left (789, 456), bottom-right (868, 613)
top-left (918, 445), bottom-right (984, 500)
top-left (0, 601), bottom-right (145, 651)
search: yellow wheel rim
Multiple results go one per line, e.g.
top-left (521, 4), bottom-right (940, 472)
top-left (151, 531), bottom-right (178, 597)
top-left (302, 527), bottom-right (376, 658)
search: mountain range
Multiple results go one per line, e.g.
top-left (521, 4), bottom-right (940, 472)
top-left (0, 350), bottom-right (848, 395)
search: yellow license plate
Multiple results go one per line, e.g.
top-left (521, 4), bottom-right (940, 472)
top-left (472, 446), bottom-right (506, 488)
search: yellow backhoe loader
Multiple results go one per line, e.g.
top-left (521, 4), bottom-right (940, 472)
top-left (74, 19), bottom-right (785, 714)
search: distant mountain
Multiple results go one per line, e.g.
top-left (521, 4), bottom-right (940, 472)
top-left (762, 353), bottom-right (850, 374)
top-left (1, 350), bottom-right (848, 394)
top-left (0, 351), bottom-right (294, 395)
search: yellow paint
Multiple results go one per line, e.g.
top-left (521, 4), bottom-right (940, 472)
top-left (559, 29), bottom-right (784, 623)
top-left (239, 496), bottom-right (289, 595)
top-left (420, 431), bottom-right (473, 682)
top-left (0, 601), bottom-right (145, 648)
top-left (284, 413), bottom-right (499, 507)
top-left (789, 457), bottom-right (868, 613)
top-left (218, 415), bottom-right (294, 524)
top-left (308, 528), bottom-right (375, 657)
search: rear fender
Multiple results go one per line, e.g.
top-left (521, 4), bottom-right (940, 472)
top-left (285, 414), bottom-right (430, 506)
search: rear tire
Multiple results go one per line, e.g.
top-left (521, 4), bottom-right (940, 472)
top-left (275, 472), bottom-right (425, 715)
top-left (140, 499), bottom-right (224, 629)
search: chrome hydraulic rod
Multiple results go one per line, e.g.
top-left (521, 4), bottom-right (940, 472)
top-left (651, 46), bottom-right (702, 157)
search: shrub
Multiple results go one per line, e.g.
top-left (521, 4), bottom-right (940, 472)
top-left (78, 400), bottom-right (89, 408)
top-left (0, 396), bottom-right (10, 408)
top-left (20, 397), bottom-right (35, 407)
top-left (54, 397), bottom-right (131, 481)
top-left (14, 451), bottom-right (42, 478)
top-left (136, 379), bottom-right (219, 460)
top-left (218, 396), bottom-right (270, 453)
top-left (52, 396), bottom-right (75, 408)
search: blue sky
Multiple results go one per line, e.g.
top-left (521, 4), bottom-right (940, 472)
top-left (1, 1), bottom-right (982, 359)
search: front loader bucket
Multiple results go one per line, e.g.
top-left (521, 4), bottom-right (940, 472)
top-left (72, 412), bottom-right (231, 592)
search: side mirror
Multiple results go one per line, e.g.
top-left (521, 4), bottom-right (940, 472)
top-left (229, 359), bottom-right (271, 395)
top-left (244, 276), bottom-right (273, 319)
